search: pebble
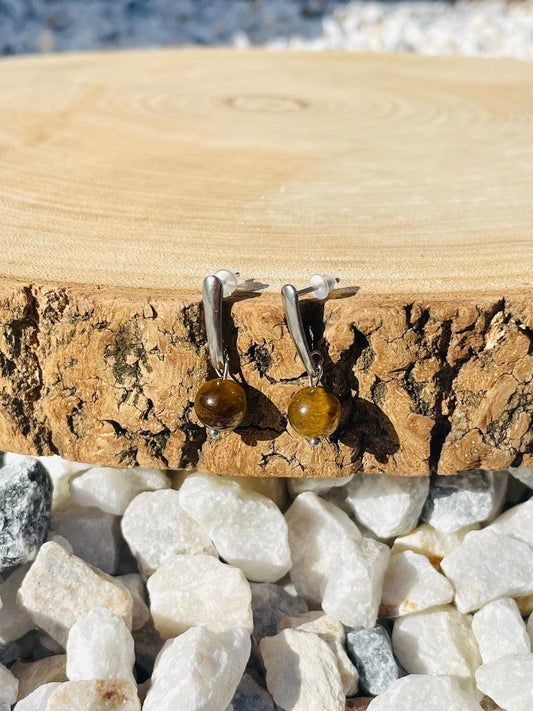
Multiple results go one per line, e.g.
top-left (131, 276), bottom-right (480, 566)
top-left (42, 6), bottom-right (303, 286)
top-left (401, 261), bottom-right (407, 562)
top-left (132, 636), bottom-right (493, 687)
top-left (440, 529), bottom-right (533, 613)
top-left (0, 459), bottom-right (52, 572)
top-left (346, 624), bottom-right (403, 696)
top-left (250, 582), bottom-right (308, 642)
top-left (380, 550), bottom-right (454, 617)
top-left (0, 663), bottom-right (18, 706)
top-left (472, 598), bottom-right (531, 664)
top-left (14, 682), bottom-right (63, 711)
top-left (66, 608), bottom-right (136, 685)
top-left (52, 505), bottom-right (122, 575)
top-left (70, 467), bottom-right (170, 515)
top-left (366, 674), bottom-right (484, 711)
top-left (121, 489), bottom-right (216, 577)
top-left (486, 499), bottom-right (533, 549)
top-left (261, 629), bottom-right (345, 711)
top-left (391, 522), bottom-right (480, 568)
top-left (392, 605), bottom-right (481, 694)
top-left (0, 566), bottom-right (34, 644)
top-left (143, 626), bottom-right (250, 711)
top-left (17, 542), bottom-right (133, 646)
top-left (475, 653), bottom-right (533, 711)
top-left (147, 553), bottom-right (253, 637)
top-left (345, 699), bottom-right (372, 711)
top-left (288, 475), bottom-right (354, 497)
top-left (278, 611), bottom-right (359, 696)
top-left (528, 613), bottom-right (533, 647)
top-left (286, 492), bottom-right (390, 627)
top-left (46, 680), bottom-right (140, 710)
top-left (179, 472), bottom-right (291, 582)
top-left (508, 467), bottom-right (533, 489)
top-left (338, 474), bottom-right (429, 539)
top-left (231, 673), bottom-right (275, 711)
top-left (422, 470), bottom-right (508, 533)
top-left (224, 475), bottom-right (287, 510)
top-left (116, 574), bottom-right (150, 631)
top-left (10, 655), bottom-right (67, 700)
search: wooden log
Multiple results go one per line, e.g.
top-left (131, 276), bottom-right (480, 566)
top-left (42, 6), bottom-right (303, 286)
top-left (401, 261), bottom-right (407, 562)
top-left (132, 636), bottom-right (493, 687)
top-left (0, 49), bottom-right (531, 477)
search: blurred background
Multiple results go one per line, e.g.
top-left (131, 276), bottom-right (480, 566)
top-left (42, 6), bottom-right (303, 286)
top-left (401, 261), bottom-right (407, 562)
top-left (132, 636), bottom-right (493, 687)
top-left (0, 0), bottom-right (532, 59)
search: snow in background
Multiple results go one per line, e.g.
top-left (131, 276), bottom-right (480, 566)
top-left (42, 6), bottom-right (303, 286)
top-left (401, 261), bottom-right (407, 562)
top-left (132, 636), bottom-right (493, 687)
top-left (0, 0), bottom-right (532, 59)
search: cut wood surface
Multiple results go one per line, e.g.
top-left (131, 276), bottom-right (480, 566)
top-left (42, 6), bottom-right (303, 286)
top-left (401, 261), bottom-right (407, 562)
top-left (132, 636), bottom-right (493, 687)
top-left (0, 48), bottom-right (531, 477)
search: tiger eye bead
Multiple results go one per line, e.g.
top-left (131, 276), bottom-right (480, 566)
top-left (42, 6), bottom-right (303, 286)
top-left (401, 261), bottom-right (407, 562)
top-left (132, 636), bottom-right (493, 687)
top-left (194, 378), bottom-right (247, 433)
top-left (288, 386), bottom-right (341, 440)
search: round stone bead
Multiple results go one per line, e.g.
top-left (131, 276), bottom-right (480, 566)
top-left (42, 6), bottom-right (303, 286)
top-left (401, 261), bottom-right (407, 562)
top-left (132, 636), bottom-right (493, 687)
top-left (288, 386), bottom-right (341, 440)
top-left (194, 378), bottom-right (247, 433)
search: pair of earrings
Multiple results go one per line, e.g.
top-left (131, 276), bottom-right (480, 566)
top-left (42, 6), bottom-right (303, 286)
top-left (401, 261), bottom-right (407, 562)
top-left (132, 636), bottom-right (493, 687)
top-left (193, 270), bottom-right (341, 446)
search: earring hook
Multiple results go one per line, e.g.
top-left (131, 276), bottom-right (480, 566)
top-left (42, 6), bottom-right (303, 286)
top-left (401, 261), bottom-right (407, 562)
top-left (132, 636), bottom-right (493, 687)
top-left (281, 274), bottom-right (338, 384)
top-left (203, 269), bottom-right (238, 377)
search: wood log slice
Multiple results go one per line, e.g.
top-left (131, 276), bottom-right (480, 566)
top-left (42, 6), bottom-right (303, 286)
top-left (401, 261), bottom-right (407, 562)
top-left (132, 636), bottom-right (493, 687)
top-left (0, 49), bottom-right (531, 477)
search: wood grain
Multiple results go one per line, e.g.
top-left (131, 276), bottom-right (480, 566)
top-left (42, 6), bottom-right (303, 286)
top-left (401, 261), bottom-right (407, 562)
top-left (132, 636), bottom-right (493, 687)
top-left (0, 48), bottom-right (531, 476)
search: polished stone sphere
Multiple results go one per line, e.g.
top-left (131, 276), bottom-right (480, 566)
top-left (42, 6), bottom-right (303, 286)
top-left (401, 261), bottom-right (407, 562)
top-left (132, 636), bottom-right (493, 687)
top-left (288, 386), bottom-right (341, 439)
top-left (194, 377), bottom-right (247, 433)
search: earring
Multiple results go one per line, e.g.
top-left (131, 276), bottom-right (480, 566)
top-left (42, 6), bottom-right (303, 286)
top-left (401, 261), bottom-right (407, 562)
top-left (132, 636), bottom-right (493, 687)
top-left (194, 269), bottom-right (247, 438)
top-left (281, 275), bottom-right (341, 446)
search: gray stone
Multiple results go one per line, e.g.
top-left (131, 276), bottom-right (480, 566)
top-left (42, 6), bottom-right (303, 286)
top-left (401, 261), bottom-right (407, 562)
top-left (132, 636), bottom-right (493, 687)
top-left (346, 625), bottom-right (404, 696)
top-left (0, 459), bottom-right (52, 572)
top-left (0, 565), bottom-right (34, 644)
top-left (250, 582), bottom-right (308, 642)
top-left (231, 673), bottom-right (274, 711)
top-left (422, 470), bottom-right (508, 533)
top-left (52, 505), bottom-right (122, 576)
top-left (508, 467), bottom-right (533, 489)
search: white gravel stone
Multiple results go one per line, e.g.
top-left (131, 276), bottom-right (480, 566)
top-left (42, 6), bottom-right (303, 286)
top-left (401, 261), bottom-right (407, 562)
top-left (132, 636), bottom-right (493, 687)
top-left (179, 472), bottom-right (291, 582)
top-left (441, 529), bottom-right (533, 613)
top-left (46, 680), bottom-right (140, 710)
top-left (0, 566), bottom-right (34, 644)
top-left (11, 655), bottom-right (67, 700)
top-left (143, 626), bottom-right (250, 711)
top-left (422, 471), bottom-right (508, 533)
top-left (486, 499), bottom-right (533, 549)
top-left (381, 550), bottom-right (454, 617)
top-left (278, 611), bottom-right (359, 696)
top-left (367, 674), bottom-right (484, 711)
top-left (261, 629), bottom-right (345, 711)
top-left (121, 489), bottom-right (216, 577)
top-left (392, 605), bottom-right (482, 694)
top-left (14, 682), bottom-right (63, 711)
top-left (116, 574), bottom-right (150, 631)
top-left (147, 553), bottom-right (253, 638)
top-left (339, 474), bottom-right (429, 538)
top-left (66, 608), bottom-right (135, 685)
top-left (0, 662), bottom-right (18, 705)
top-left (392, 522), bottom-right (480, 566)
top-left (286, 492), bottom-right (390, 627)
top-left (508, 467), bottom-right (533, 489)
top-left (472, 598), bottom-right (531, 664)
top-left (288, 475), bottom-right (354, 497)
top-left (17, 542), bottom-right (133, 646)
top-left (475, 653), bottom-right (533, 711)
top-left (70, 467), bottom-right (170, 515)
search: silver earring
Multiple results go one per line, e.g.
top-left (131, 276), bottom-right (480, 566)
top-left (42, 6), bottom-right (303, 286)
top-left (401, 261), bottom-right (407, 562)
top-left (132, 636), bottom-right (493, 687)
top-left (194, 269), bottom-right (246, 438)
top-left (282, 275), bottom-right (341, 446)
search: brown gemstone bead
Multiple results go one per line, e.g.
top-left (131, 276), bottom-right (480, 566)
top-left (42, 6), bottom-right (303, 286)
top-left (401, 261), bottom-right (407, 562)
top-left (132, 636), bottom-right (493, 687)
top-left (194, 377), bottom-right (247, 433)
top-left (287, 386), bottom-right (341, 440)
